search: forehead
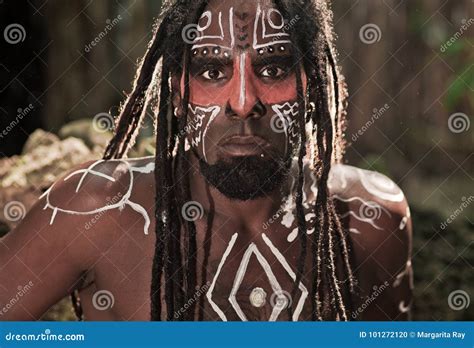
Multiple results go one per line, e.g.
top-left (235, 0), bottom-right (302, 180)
top-left (191, 0), bottom-right (292, 53)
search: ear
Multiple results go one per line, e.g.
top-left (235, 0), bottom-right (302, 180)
top-left (171, 74), bottom-right (183, 118)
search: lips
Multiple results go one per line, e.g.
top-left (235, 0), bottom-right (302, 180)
top-left (218, 135), bottom-right (272, 157)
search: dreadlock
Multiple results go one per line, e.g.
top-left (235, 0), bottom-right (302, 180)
top-left (71, 0), bottom-right (356, 321)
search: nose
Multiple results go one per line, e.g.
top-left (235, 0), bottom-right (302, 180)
top-left (228, 53), bottom-right (262, 119)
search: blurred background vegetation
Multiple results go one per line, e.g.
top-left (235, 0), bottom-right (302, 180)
top-left (0, 0), bottom-right (472, 321)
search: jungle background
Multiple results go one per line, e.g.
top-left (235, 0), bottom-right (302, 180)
top-left (0, 0), bottom-right (472, 321)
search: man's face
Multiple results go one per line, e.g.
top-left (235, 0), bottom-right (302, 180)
top-left (180, 0), bottom-right (305, 200)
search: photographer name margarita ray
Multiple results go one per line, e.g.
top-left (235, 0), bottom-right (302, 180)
top-left (417, 331), bottom-right (466, 340)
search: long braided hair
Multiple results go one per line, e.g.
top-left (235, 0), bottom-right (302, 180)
top-left (72, 0), bottom-right (355, 321)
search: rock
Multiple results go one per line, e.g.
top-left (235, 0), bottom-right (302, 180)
top-left (22, 129), bottom-right (60, 154)
top-left (59, 119), bottom-right (112, 150)
top-left (0, 129), bottom-right (102, 232)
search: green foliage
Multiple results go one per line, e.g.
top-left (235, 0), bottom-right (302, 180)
top-left (445, 63), bottom-right (474, 111)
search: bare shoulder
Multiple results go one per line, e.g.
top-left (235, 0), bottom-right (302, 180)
top-left (329, 164), bottom-right (411, 241)
top-left (41, 156), bottom-right (156, 236)
top-left (328, 164), bottom-right (413, 319)
top-left (328, 163), bottom-right (412, 251)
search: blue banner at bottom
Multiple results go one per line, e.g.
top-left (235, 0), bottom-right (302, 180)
top-left (0, 322), bottom-right (472, 348)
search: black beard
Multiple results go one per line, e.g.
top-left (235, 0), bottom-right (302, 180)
top-left (199, 155), bottom-right (292, 201)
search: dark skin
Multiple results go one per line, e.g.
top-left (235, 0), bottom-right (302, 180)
top-left (0, 0), bottom-right (413, 321)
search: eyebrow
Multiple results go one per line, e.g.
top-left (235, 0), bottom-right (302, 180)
top-left (190, 56), bottom-right (233, 68)
top-left (252, 55), bottom-right (295, 67)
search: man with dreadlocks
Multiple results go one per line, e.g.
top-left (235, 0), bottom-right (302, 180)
top-left (0, 0), bottom-right (413, 321)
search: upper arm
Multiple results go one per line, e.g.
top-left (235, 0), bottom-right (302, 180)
top-left (332, 166), bottom-right (414, 320)
top-left (0, 160), bottom-right (123, 320)
top-left (355, 199), bottom-right (414, 321)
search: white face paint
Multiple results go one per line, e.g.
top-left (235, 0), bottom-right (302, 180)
top-left (187, 105), bottom-right (221, 162)
top-left (253, 4), bottom-right (291, 50)
top-left (192, 8), bottom-right (235, 50)
top-left (272, 102), bottom-right (299, 156)
top-left (239, 53), bottom-right (247, 108)
top-left (41, 159), bottom-right (154, 235)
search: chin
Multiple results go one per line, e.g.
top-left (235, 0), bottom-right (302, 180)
top-left (198, 154), bottom-right (291, 201)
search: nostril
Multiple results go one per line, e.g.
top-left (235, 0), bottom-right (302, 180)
top-left (253, 101), bottom-right (267, 118)
top-left (225, 101), bottom-right (267, 120)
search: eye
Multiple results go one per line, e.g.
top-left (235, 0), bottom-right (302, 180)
top-left (259, 66), bottom-right (287, 79)
top-left (201, 68), bottom-right (226, 81)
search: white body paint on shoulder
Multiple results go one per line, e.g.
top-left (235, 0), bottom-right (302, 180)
top-left (40, 159), bottom-right (155, 235)
top-left (356, 168), bottom-right (404, 202)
